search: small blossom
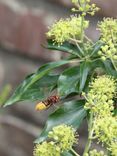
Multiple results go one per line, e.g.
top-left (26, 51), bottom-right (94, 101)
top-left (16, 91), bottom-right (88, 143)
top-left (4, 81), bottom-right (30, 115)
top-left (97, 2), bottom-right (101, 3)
top-left (84, 75), bottom-right (116, 116)
top-left (71, 0), bottom-right (99, 16)
top-left (86, 149), bottom-right (107, 156)
top-left (98, 18), bottom-right (117, 44)
top-left (93, 116), bottom-right (117, 145)
top-left (33, 141), bottom-right (61, 156)
top-left (47, 16), bottom-right (89, 45)
top-left (48, 124), bottom-right (77, 151)
top-left (108, 141), bottom-right (117, 156)
top-left (97, 18), bottom-right (117, 62)
top-left (83, 75), bottom-right (117, 154)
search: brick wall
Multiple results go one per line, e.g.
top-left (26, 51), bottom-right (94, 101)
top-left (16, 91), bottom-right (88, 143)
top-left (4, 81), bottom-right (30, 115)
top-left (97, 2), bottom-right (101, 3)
top-left (0, 1), bottom-right (116, 156)
top-left (0, 0), bottom-right (117, 61)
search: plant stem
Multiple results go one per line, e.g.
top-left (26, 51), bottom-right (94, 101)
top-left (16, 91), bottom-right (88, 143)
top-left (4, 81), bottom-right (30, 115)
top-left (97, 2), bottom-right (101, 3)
top-left (69, 38), bottom-right (84, 57)
top-left (71, 148), bottom-right (79, 156)
top-left (80, 14), bottom-right (86, 54)
top-left (83, 112), bottom-right (94, 156)
top-left (0, 84), bottom-right (12, 107)
top-left (81, 16), bottom-right (84, 43)
top-left (69, 59), bottom-right (84, 64)
top-left (84, 35), bottom-right (94, 44)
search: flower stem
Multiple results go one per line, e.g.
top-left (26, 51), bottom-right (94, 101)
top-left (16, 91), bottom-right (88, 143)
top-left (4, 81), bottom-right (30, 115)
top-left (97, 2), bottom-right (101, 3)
top-left (83, 112), bottom-right (94, 156)
top-left (84, 35), bottom-right (94, 44)
top-left (69, 38), bottom-right (84, 57)
top-left (0, 84), bottom-right (12, 107)
top-left (71, 148), bottom-right (80, 156)
top-left (81, 16), bottom-right (84, 43)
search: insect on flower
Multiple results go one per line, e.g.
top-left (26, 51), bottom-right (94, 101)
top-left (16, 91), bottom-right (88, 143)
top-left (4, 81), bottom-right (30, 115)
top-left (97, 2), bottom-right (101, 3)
top-left (35, 95), bottom-right (60, 111)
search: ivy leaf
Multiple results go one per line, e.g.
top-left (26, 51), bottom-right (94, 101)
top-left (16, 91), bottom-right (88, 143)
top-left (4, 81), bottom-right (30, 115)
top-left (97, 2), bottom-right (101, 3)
top-left (113, 109), bottom-right (117, 116)
top-left (16, 74), bottom-right (59, 101)
top-left (62, 151), bottom-right (73, 156)
top-left (4, 60), bottom-right (70, 106)
top-left (46, 39), bottom-right (83, 58)
top-left (35, 99), bottom-right (86, 143)
top-left (58, 66), bottom-right (80, 97)
top-left (103, 59), bottom-right (117, 78)
top-left (90, 41), bottom-right (103, 57)
top-left (91, 57), bottom-right (117, 78)
top-left (79, 61), bottom-right (91, 92)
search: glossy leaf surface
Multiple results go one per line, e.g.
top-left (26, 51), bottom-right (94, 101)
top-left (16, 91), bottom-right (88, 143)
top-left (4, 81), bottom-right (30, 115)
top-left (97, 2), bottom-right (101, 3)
top-left (58, 66), bottom-right (80, 97)
top-left (5, 60), bottom-right (70, 106)
top-left (46, 39), bottom-right (83, 58)
top-left (35, 99), bottom-right (86, 143)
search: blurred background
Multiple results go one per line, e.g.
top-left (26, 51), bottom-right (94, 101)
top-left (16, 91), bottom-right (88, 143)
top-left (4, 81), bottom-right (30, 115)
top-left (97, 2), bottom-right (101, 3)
top-left (0, 0), bottom-right (117, 156)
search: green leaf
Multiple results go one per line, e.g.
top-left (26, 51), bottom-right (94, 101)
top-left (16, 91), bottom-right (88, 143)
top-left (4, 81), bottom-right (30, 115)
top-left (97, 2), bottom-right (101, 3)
top-left (90, 41), bottom-right (103, 57)
top-left (113, 109), bottom-right (117, 116)
top-left (4, 60), bottom-right (70, 106)
top-left (62, 151), bottom-right (73, 156)
top-left (35, 99), bottom-right (86, 143)
top-left (34, 74), bottom-right (59, 87)
top-left (103, 59), bottom-right (117, 78)
top-left (91, 59), bottom-right (104, 69)
top-left (16, 74), bottom-right (59, 101)
top-left (79, 61), bottom-right (91, 92)
top-left (46, 39), bottom-right (83, 58)
top-left (58, 66), bottom-right (80, 97)
top-left (91, 58), bottom-right (117, 78)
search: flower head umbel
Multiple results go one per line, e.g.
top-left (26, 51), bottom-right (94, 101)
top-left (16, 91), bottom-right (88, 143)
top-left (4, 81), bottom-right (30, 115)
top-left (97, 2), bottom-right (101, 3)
top-left (47, 16), bottom-right (89, 45)
top-left (85, 149), bottom-right (107, 156)
top-left (83, 75), bottom-right (117, 155)
top-left (93, 116), bottom-right (117, 145)
top-left (98, 18), bottom-right (117, 62)
top-left (98, 18), bottom-right (117, 44)
top-left (108, 141), bottom-right (117, 156)
top-left (71, 0), bottom-right (99, 16)
top-left (48, 124), bottom-right (77, 151)
top-left (84, 75), bottom-right (116, 115)
top-left (33, 141), bottom-right (61, 156)
top-left (33, 124), bottom-right (77, 156)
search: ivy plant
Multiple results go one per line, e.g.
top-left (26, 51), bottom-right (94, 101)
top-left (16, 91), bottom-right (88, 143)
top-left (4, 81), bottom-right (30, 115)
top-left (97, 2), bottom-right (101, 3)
top-left (4, 0), bottom-right (117, 156)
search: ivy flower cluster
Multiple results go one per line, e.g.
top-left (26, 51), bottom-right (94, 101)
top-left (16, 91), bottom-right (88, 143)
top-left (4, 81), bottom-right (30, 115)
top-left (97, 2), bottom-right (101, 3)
top-left (47, 16), bottom-right (89, 45)
top-left (48, 124), bottom-right (77, 152)
top-left (85, 149), bottom-right (107, 156)
top-left (93, 116), bottom-right (117, 145)
top-left (33, 141), bottom-right (60, 156)
top-left (98, 18), bottom-right (117, 62)
top-left (33, 124), bottom-right (77, 156)
top-left (83, 75), bottom-right (117, 155)
top-left (71, 0), bottom-right (99, 16)
top-left (84, 75), bottom-right (116, 116)
top-left (108, 141), bottom-right (117, 156)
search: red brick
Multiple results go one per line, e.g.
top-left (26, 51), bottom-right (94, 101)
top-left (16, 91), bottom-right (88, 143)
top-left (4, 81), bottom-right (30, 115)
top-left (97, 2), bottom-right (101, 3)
top-left (0, 60), bottom-right (4, 87)
top-left (0, 3), bottom-right (49, 59)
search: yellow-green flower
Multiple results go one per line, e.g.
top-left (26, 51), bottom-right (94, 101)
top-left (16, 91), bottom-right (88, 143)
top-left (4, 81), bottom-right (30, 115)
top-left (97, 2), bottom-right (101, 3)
top-left (108, 141), bottom-right (117, 156)
top-left (98, 18), bottom-right (117, 61)
top-left (84, 75), bottom-right (116, 115)
top-left (48, 124), bottom-right (77, 151)
top-left (83, 75), bottom-right (117, 154)
top-left (71, 0), bottom-right (99, 16)
top-left (98, 18), bottom-right (117, 43)
top-left (33, 141), bottom-right (61, 156)
top-left (47, 16), bottom-right (89, 44)
top-left (93, 116), bottom-right (117, 145)
top-left (86, 149), bottom-right (107, 156)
